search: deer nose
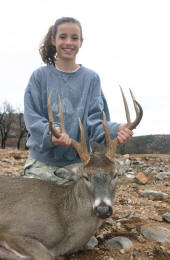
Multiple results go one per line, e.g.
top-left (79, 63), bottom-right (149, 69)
top-left (94, 205), bottom-right (113, 219)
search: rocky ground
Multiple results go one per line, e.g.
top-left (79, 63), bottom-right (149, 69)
top-left (0, 149), bottom-right (169, 260)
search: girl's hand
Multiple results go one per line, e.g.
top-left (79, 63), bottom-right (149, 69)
top-left (50, 127), bottom-right (72, 146)
top-left (117, 124), bottom-right (133, 144)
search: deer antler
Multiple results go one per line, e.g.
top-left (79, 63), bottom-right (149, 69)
top-left (48, 91), bottom-right (90, 166)
top-left (120, 86), bottom-right (143, 130)
top-left (104, 87), bottom-right (143, 162)
top-left (48, 88), bottom-right (143, 165)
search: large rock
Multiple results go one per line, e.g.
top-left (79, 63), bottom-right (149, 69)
top-left (139, 190), bottom-right (168, 200)
top-left (155, 171), bottom-right (170, 180)
top-left (140, 224), bottom-right (170, 242)
top-left (83, 236), bottom-right (98, 250)
top-left (104, 236), bottom-right (133, 249)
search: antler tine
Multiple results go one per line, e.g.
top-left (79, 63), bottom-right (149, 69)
top-left (48, 92), bottom-right (90, 166)
top-left (103, 112), bottom-right (118, 162)
top-left (128, 88), bottom-right (143, 130)
top-left (129, 88), bottom-right (138, 115)
top-left (57, 96), bottom-right (65, 133)
top-left (119, 85), bottom-right (131, 126)
top-left (71, 119), bottom-right (90, 166)
top-left (48, 91), bottom-right (61, 139)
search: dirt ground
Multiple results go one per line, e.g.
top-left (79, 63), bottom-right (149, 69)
top-left (0, 149), bottom-right (169, 260)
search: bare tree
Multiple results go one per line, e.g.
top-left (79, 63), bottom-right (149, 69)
top-left (0, 101), bottom-right (15, 149)
top-left (16, 112), bottom-right (27, 149)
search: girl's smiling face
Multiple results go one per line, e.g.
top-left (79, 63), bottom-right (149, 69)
top-left (52, 22), bottom-right (83, 62)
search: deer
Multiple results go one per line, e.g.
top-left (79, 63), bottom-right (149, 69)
top-left (0, 88), bottom-right (143, 260)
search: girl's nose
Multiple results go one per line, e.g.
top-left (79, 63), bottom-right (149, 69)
top-left (65, 37), bottom-right (72, 44)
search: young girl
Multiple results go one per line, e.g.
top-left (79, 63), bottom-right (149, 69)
top-left (23, 17), bottom-right (133, 183)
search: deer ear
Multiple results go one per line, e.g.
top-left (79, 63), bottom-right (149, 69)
top-left (54, 168), bottom-right (80, 184)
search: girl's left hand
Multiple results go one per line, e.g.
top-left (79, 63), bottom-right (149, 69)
top-left (117, 124), bottom-right (133, 144)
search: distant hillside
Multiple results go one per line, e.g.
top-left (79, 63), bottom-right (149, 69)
top-left (3, 134), bottom-right (170, 154)
top-left (117, 134), bottom-right (170, 154)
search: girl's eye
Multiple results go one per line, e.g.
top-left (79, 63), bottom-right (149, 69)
top-left (59, 34), bottom-right (66, 39)
top-left (72, 37), bottom-right (79, 40)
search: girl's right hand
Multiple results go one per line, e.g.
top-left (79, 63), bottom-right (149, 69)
top-left (50, 127), bottom-right (72, 146)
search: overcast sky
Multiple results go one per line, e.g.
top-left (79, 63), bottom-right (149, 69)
top-left (0, 0), bottom-right (170, 136)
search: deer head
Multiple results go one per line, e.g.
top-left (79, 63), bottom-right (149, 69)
top-left (48, 87), bottom-right (143, 219)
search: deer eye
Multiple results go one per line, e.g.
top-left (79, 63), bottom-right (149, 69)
top-left (113, 172), bottom-right (118, 179)
top-left (83, 175), bottom-right (94, 193)
top-left (111, 173), bottom-right (118, 190)
top-left (83, 175), bottom-right (89, 181)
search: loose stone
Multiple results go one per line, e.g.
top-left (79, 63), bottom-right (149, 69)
top-left (162, 212), bottom-right (170, 223)
top-left (104, 236), bottom-right (133, 249)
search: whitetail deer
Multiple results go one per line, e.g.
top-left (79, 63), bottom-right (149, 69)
top-left (0, 88), bottom-right (142, 260)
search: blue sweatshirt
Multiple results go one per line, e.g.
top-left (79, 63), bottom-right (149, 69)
top-left (24, 64), bottom-right (120, 166)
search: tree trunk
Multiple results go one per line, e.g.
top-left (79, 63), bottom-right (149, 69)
top-left (17, 129), bottom-right (27, 150)
top-left (1, 138), bottom-right (6, 149)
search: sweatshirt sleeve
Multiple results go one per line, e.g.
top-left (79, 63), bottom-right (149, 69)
top-left (24, 70), bottom-right (54, 151)
top-left (87, 75), bottom-right (120, 144)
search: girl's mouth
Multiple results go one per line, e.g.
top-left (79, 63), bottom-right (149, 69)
top-left (62, 48), bottom-right (75, 54)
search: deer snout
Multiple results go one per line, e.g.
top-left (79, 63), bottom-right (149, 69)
top-left (93, 199), bottom-right (113, 219)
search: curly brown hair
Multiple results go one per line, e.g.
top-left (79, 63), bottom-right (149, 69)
top-left (39, 17), bottom-right (83, 65)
